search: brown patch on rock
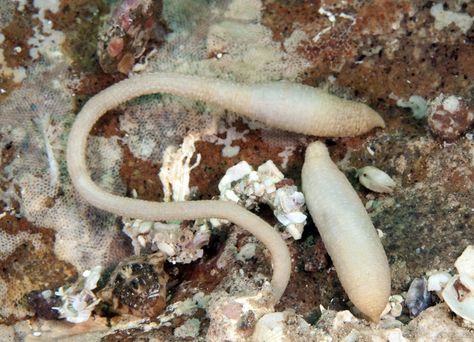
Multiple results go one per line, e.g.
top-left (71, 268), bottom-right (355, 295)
top-left (1, 3), bottom-right (36, 69)
top-left (91, 108), bottom-right (125, 138)
top-left (0, 214), bottom-right (77, 324)
top-left (119, 144), bottom-right (164, 201)
top-left (354, 0), bottom-right (413, 35)
top-left (263, 0), bottom-right (473, 106)
top-left (0, 2), bottom-right (38, 100)
top-left (176, 253), bottom-right (228, 295)
top-left (275, 235), bottom-right (347, 316)
top-left (262, 0), bottom-right (322, 41)
top-left (27, 290), bottom-right (62, 320)
top-left (237, 310), bottom-right (257, 338)
top-left (70, 72), bottom-right (126, 99)
top-left (192, 121), bottom-right (303, 199)
top-left (45, 0), bottom-right (110, 73)
top-left (170, 227), bottom-right (234, 300)
top-left (303, 239), bottom-right (329, 273)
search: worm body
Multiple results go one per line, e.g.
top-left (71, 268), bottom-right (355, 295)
top-left (67, 72), bottom-right (385, 304)
top-left (67, 73), bottom-right (298, 302)
top-left (72, 72), bottom-right (384, 139)
top-left (301, 142), bottom-right (390, 321)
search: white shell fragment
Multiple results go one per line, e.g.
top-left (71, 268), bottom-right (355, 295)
top-left (218, 161), bottom-right (253, 194)
top-left (455, 246), bottom-right (474, 284)
top-left (441, 246), bottom-right (474, 323)
top-left (252, 312), bottom-right (287, 342)
top-left (123, 218), bottom-right (211, 264)
top-left (357, 166), bottom-right (396, 193)
top-left (427, 271), bottom-right (452, 292)
top-left (381, 294), bottom-right (404, 318)
top-left (53, 266), bottom-right (102, 324)
top-left (219, 160), bottom-right (307, 239)
top-left (252, 311), bottom-right (318, 342)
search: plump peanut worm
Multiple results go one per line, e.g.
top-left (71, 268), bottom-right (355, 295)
top-left (67, 72), bottom-right (385, 303)
top-left (302, 141), bottom-right (391, 321)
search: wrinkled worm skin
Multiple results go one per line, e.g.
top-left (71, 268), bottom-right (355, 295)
top-left (302, 142), bottom-right (391, 322)
top-left (67, 72), bottom-right (385, 304)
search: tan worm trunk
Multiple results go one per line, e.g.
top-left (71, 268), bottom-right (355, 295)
top-left (301, 141), bottom-right (390, 322)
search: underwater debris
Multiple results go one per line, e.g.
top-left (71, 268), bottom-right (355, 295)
top-left (159, 134), bottom-right (201, 202)
top-left (99, 252), bottom-right (168, 317)
top-left (123, 218), bottom-right (211, 264)
top-left (427, 94), bottom-right (474, 141)
top-left (252, 310), bottom-right (320, 342)
top-left (236, 241), bottom-right (257, 262)
top-left (427, 271), bottom-right (452, 293)
top-left (206, 281), bottom-right (274, 342)
top-left (219, 160), bottom-right (307, 239)
top-left (158, 291), bottom-right (209, 326)
top-left (53, 266), bottom-right (102, 324)
top-left (357, 166), bottom-right (396, 193)
top-left (97, 0), bottom-right (167, 74)
top-left (381, 294), bottom-right (404, 319)
top-left (405, 277), bottom-right (433, 318)
top-left (442, 246), bottom-right (474, 324)
top-left (124, 134), bottom-right (210, 263)
top-left (430, 3), bottom-right (474, 34)
top-left (393, 95), bottom-right (428, 120)
top-left (27, 289), bottom-right (62, 320)
top-left (173, 317), bottom-right (201, 339)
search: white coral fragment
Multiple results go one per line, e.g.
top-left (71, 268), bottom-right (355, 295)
top-left (123, 134), bottom-right (210, 264)
top-left (159, 134), bottom-right (201, 202)
top-left (218, 161), bottom-right (253, 194)
top-left (236, 242), bottom-right (257, 262)
top-left (53, 266), bottom-right (102, 324)
top-left (123, 219), bottom-right (210, 264)
top-left (441, 246), bottom-right (474, 324)
top-left (357, 166), bottom-right (396, 193)
top-left (219, 160), bottom-right (307, 239)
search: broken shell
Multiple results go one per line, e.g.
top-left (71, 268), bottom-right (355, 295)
top-left (405, 277), bottom-right (433, 317)
top-left (252, 312), bottom-right (287, 342)
top-left (441, 245), bottom-right (474, 323)
top-left (218, 161), bottom-right (253, 194)
top-left (442, 275), bottom-right (474, 323)
top-left (252, 311), bottom-right (316, 342)
top-left (455, 246), bottom-right (474, 282)
top-left (257, 160), bottom-right (284, 182)
top-left (427, 271), bottom-right (452, 292)
top-left (357, 166), bottom-right (396, 193)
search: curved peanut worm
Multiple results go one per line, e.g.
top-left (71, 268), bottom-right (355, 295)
top-left (67, 72), bottom-right (385, 302)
